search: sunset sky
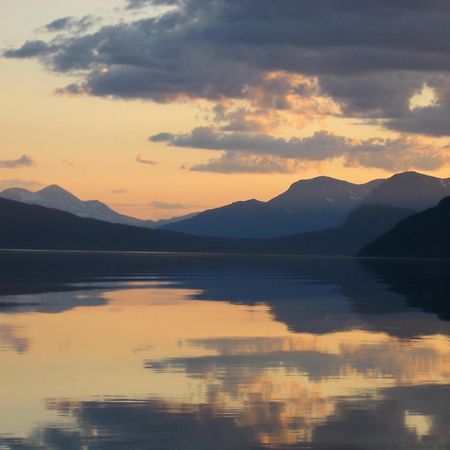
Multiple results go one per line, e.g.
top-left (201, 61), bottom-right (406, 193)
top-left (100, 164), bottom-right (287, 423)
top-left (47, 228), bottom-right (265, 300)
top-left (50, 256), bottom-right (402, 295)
top-left (1, 0), bottom-right (450, 219)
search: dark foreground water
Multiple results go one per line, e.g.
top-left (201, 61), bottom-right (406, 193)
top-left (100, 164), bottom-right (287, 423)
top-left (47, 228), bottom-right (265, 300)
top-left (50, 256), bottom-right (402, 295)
top-left (0, 251), bottom-right (449, 450)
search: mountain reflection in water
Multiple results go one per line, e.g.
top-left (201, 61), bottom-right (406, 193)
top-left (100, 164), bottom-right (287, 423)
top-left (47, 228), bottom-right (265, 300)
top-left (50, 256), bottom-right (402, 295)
top-left (0, 251), bottom-right (449, 449)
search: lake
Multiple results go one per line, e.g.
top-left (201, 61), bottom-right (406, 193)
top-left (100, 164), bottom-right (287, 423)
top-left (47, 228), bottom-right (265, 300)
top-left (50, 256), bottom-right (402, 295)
top-left (0, 251), bottom-right (449, 449)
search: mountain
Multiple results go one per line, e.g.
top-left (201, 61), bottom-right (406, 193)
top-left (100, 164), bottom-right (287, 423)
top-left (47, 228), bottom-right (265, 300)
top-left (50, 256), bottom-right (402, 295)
top-left (161, 199), bottom-right (311, 239)
top-left (265, 203), bottom-right (415, 256)
top-left (0, 185), bottom-right (157, 228)
top-left (359, 197), bottom-right (450, 258)
top-left (361, 171), bottom-right (450, 210)
top-left (269, 176), bottom-right (382, 210)
top-left (161, 172), bottom-right (450, 239)
top-left (0, 185), bottom-right (197, 229)
top-left (155, 212), bottom-right (199, 227)
top-left (0, 197), bottom-right (414, 256)
top-left (0, 198), bottom-right (231, 252)
top-left (3, 171), bottom-right (448, 243)
top-left (161, 176), bottom-right (385, 238)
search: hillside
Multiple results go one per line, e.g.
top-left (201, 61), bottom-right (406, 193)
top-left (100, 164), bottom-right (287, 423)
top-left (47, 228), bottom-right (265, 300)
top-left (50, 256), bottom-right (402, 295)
top-left (0, 198), bottom-right (226, 253)
top-left (162, 176), bottom-right (384, 238)
top-left (359, 197), bottom-right (450, 258)
top-left (267, 203), bottom-right (414, 256)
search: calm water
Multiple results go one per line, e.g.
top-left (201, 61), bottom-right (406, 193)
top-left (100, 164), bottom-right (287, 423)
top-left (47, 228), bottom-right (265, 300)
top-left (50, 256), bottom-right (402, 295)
top-left (0, 251), bottom-right (449, 450)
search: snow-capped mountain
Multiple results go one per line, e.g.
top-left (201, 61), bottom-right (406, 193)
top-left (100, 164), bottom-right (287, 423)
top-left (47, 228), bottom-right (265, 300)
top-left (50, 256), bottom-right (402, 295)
top-left (0, 185), bottom-right (156, 228)
top-left (162, 172), bottom-right (450, 238)
top-left (162, 176), bottom-right (386, 238)
top-left (268, 176), bottom-right (384, 211)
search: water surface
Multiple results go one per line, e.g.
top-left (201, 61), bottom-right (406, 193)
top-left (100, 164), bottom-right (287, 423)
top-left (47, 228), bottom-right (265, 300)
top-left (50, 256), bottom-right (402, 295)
top-left (0, 251), bottom-right (449, 449)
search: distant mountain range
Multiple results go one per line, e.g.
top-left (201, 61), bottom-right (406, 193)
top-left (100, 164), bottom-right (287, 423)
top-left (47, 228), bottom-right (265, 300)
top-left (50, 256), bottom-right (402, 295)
top-left (359, 197), bottom-right (450, 259)
top-left (0, 197), bottom-right (227, 253)
top-left (2, 172), bottom-right (449, 240)
top-left (162, 172), bottom-right (450, 238)
top-left (0, 197), bottom-right (414, 256)
top-left (1, 171), bottom-right (450, 256)
top-left (0, 185), bottom-right (190, 228)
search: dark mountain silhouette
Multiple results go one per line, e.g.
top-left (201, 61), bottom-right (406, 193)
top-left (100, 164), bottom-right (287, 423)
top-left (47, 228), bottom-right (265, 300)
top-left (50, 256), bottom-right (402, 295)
top-left (162, 172), bottom-right (450, 239)
top-left (0, 196), bottom-right (413, 257)
top-left (361, 171), bottom-right (450, 210)
top-left (162, 176), bottom-right (384, 238)
top-left (4, 172), bottom-right (448, 240)
top-left (0, 197), bottom-right (235, 252)
top-left (161, 199), bottom-right (313, 239)
top-left (267, 203), bottom-right (414, 256)
top-left (359, 197), bottom-right (450, 258)
top-left (269, 176), bottom-right (382, 210)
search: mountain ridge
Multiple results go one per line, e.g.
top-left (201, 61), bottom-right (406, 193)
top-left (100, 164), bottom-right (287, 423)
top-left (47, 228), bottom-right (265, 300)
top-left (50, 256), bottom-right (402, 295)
top-left (162, 172), bottom-right (450, 238)
top-left (0, 197), bottom-right (414, 257)
top-left (3, 171), bottom-right (450, 240)
top-left (0, 185), bottom-right (191, 229)
top-left (359, 196), bottom-right (450, 258)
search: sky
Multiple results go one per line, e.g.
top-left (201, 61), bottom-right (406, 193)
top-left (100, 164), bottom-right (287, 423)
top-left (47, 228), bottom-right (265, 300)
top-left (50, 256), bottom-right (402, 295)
top-left (1, 0), bottom-right (450, 219)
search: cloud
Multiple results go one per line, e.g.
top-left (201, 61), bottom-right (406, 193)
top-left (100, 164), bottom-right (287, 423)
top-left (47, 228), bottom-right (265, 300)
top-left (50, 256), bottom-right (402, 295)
top-left (190, 152), bottom-right (307, 174)
top-left (5, 1), bottom-right (450, 138)
top-left (45, 16), bottom-right (96, 33)
top-left (343, 137), bottom-right (450, 171)
top-left (136, 154), bottom-right (158, 165)
top-left (112, 188), bottom-right (127, 194)
top-left (150, 128), bottom-right (350, 160)
top-left (150, 200), bottom-right (190, 210)
top-left (154, 127), bottom-right (450, 173)
top-left (126, 0), bottom-right (178, 9)
top-left (4, 41), bottom-right (49, 58)
top-left (61, 158), bottom-right (76, 167)
top-left (0, 179), bottom-right (42, 191)
top-left (0, 155), bottom-right (34, 169)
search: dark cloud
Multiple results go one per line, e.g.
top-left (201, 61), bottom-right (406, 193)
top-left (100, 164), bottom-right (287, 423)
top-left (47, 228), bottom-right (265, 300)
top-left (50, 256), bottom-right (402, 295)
top-left (152, 127), bottom-right (449, 172)
top-left (150, 200), bottom-right (190, 210)
top-left (4, 40), bottom-right (49, 58)
top-left (126, 0), bottom-right (178, 9)
top-left (136, 154), bottom-right (157, 165)
top-left (0, 155), bottom-right (34, 169)
top-left (45, 15), bottom-right (96, 33)
top-left (5, 0), bottom-right (450, 136)
top-left (46, 17), bottom-right (73, 31)
top-left (150, 128), bottom-right (349, 160)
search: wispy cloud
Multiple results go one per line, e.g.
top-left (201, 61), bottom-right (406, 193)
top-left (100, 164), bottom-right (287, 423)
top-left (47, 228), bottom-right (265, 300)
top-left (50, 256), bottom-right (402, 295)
top-left (112, 188), bottom-right (127, 194)
top-left (189, 153), bottom-right (309, 174)
top-left (0, 179), bottom-right (42, 191)
top-left (125, 0), bottom-right (178, 10)
top-left (150, 200), bottom-right (190, 210)
top-left (136, 154), bottom-right (158, 165)
top-left (45, 15), bottom-right (96, 33)
top-left (0, 155), bottom-right (34, 169)
top-left (154, 127), bottom-right (450, 173)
